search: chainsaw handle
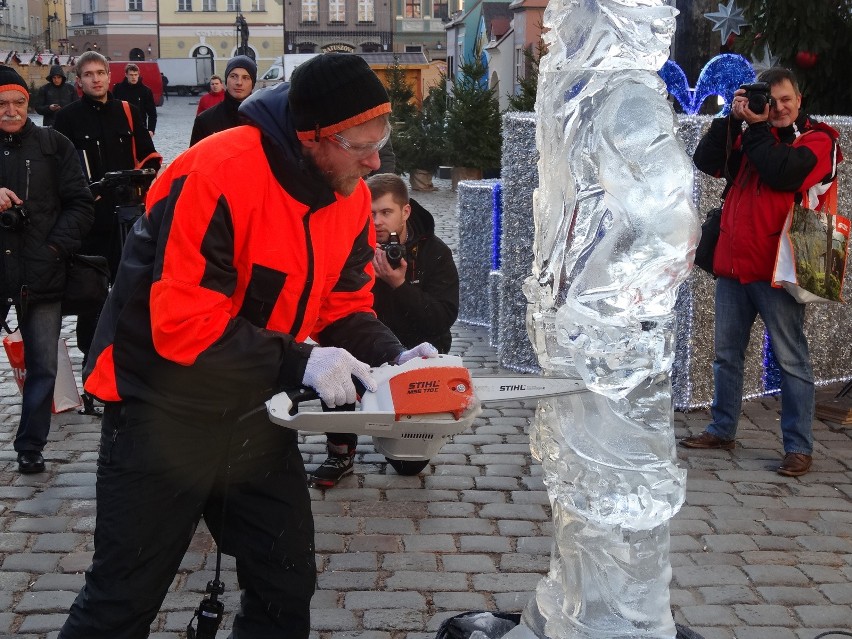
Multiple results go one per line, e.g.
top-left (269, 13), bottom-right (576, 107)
top-left (286, 387), bottom-right (319, 415)
top-left (287, 375), bottom-right (367, 415)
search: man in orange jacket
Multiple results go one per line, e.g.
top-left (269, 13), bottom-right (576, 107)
top-left (59, 54), bottom-right (435, 639)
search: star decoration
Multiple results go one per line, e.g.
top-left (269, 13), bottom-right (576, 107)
top-left (704, 0), bottom-right (750, 45)
top-left (751, 45), bottom-right (780, 73)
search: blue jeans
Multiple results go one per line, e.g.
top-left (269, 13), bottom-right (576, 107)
top-left (14, 301), bottom-right (63, 453)
top-left (707, 278), bottom-right (813, 455)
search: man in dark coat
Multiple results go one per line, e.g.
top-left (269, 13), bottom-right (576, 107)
top-left (189, 54), bottom-right (256, 146)
top-left (32, 64), bottom-right (77, 127)
top-left (112, 63), bottom-right (158, 135)
top-left (310, 172), bottom-right (458, 488)
top-left (53, 51), bottom-right (161, 414)
top-left (0, 66), bottom-right (94, 473)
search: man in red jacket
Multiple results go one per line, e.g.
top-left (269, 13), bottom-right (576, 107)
top-left (196, 74), bottom-right (224, 114)
top-left (681, 67), bottom-right (841, 477)
top-left (59, 54), bottom-right (433, 639)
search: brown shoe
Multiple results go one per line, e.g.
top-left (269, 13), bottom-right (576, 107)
top-left (679, 430), bottom-right (735, 450)
top-left (777, 453), bottom-right (812, 477)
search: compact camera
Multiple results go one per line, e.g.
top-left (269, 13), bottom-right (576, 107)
top-left (380, 232), bottom-right (407, 269)
top-left (0, 204), bottom-right (30, 232)
top-left (740, 82), bottom-right (775, 113)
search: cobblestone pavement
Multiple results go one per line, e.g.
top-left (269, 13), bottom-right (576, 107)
top-left (2, 101), bottom-right (851, 638)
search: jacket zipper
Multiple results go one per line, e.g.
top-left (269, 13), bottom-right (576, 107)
top-left (289, 211), bottom-right (314, 337)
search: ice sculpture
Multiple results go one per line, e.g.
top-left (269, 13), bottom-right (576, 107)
top-left (518, 0), bottom-right (700, 638)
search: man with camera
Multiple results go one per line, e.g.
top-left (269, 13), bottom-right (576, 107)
top-left (53, 51), bottom-right (162, 415)
top-left (0, 66), bottom-right (94, 474)
top-left (681, 68), bottom-right (842, 477)
top-left (58, 54), bottom-right (435, 639)
top-left (310, 172), bottom-right (459, 488)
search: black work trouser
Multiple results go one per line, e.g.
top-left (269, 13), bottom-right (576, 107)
top-left (59, 400), bottom-right (316, 639)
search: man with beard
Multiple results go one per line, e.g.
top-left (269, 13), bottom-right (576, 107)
top-left (58, 53), bottom-right (435, 639)
top-left (189, 55), bottom-right (255, 145)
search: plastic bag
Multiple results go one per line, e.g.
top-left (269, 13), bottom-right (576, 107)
top-left (435, 611), bottom-right (521, 639)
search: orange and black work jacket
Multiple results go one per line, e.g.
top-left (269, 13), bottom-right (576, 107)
top-left (84, 83), bottom-right (405, 419)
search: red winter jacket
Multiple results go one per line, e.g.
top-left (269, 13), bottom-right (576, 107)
top-left (84, 87), bottom-right (404, 417)
top-left (694, 114), bottom-right (840, 284)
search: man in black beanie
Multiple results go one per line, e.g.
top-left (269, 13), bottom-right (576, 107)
top-left (189, 53), bottom-right (257, 145)
top-left (59, 53), bottom-right (436, 639)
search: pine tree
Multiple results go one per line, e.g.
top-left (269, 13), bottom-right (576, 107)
top-left (507, 40), bottom-right (543, 112)
top-left (394, 78), bottom-right (449, 175)
top-left (385, 56), bottom-right (416, 126)
top-left (735, 0), bottom-right (852, 115)
top-left (446, 59), bottom-right (502, 170)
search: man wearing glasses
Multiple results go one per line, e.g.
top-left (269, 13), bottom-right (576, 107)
top-left (59, 54), bottom-right (434, 639)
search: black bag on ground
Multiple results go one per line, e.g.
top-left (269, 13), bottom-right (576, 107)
top-left (61, 254), bottom-right (110, 316)
top-left (436, 611), bottom-right (521, 639)
top-left (694, 206), bottom-right (722, 275)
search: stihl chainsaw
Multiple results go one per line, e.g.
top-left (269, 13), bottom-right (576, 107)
top-left (267, 354), bottom-right (585, 475)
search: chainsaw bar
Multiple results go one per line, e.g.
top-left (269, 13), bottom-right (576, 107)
top-left (471, 376), bottom-right (586, 403)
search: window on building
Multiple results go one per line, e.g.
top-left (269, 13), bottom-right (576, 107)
top-left (129, 0), bottom-right (142, 11)
top-left (433, 0), bottom-right (448, 20)
top-left (515, 46), bottom-right (524, 83)
top-left (226, 0), bottom-right (238, 10)
top-left (405, 44), bottom-right (423, 53)
top-left (301, 0), bottom-right (317, 22)
top-left (202, 0), bottom-right (216, 10)
top-left (357, 0), bottom-right (374, 22)
top-left (178, 0), bottom-right (193, 11)
top-left (405, 0), bottom-right (420, 18)
top-left (329, 0), bottom-right (345, 22)
top-left (250, 0), bottom-right (265, 9)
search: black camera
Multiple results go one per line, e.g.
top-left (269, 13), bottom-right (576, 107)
top-left (90, 168), bottom-right (157, 208)
top-left (380, 232), bottom-right (407, 269)
top-left (0, 204), bottom-right (30, 232)
top-left (740, 82), bottom-right (775, 113)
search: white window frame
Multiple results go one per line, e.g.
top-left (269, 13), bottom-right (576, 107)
top-left (357, 0), bottom-right (374, 22)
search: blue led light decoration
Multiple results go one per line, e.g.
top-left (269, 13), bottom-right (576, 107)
top-left (491, 182), bottom-right (503, 271)
top-left (659, 54), bottom-right (756, 115)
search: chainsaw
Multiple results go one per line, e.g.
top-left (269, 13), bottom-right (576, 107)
top-left (266, 354), bottom-right (585, 475)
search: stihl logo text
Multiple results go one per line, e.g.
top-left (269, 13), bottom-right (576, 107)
top-left (408, 381), bottom-right (439, 394)
top-left (500, 384), bottom-right (526, 391)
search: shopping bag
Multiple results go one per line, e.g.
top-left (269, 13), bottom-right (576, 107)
top-left (54, 340), bottom-right (82, 413)
top-left (2, 330), bottom-right (82, 413)
top-left (3, 329), bottom-right (26, 393)
top-left (773, 181), bottom-right (849, 303)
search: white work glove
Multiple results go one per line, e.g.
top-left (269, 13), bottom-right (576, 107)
top-left (303, 347), bottom-right (376, 408)
top-left (396, 342), bottom-right (439, 365)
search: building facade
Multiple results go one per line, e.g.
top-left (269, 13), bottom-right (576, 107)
top-left (158, 0), bottom-right (283, 76)
top-left (67, 0), bottom-right (157, 61)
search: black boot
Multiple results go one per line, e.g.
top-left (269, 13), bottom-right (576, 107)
top-left (79, 393), bottom-right (103, 416)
